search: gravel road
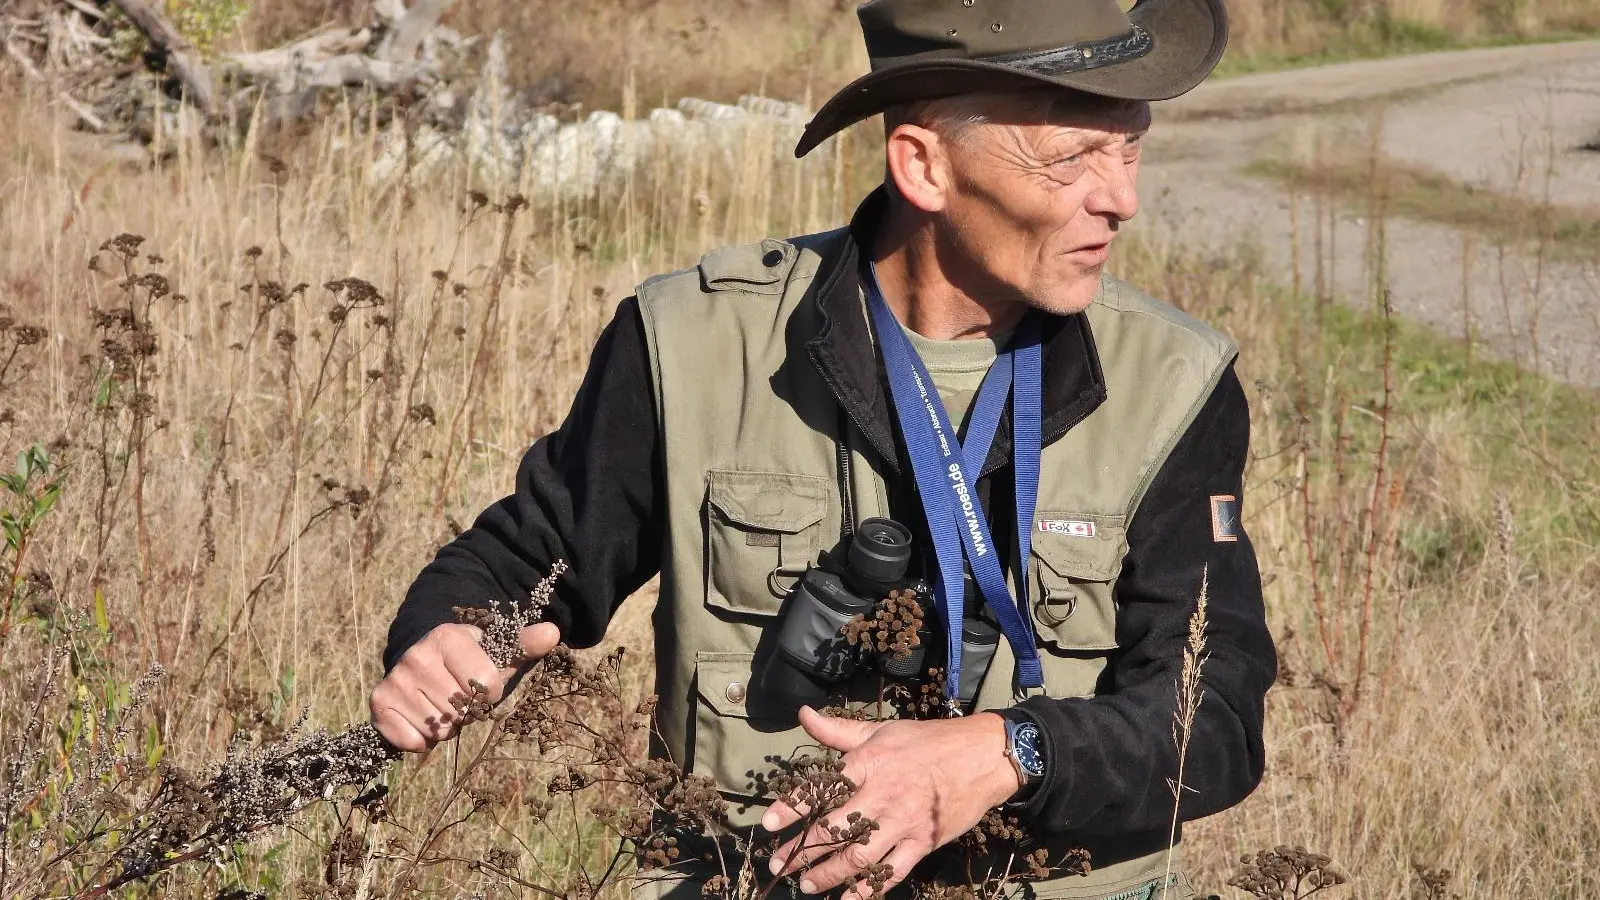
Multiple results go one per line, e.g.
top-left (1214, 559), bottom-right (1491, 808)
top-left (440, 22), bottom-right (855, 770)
top-left (1135, 41), bottom-right (1600, 386)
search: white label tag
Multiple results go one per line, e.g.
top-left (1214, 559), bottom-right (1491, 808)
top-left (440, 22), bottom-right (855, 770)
top-left (1038, 519), bottom-right (1096, 538)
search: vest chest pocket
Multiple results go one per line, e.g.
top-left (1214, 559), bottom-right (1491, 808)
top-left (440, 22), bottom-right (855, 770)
top-left (705, 470), bottom-right (830, 617)
top-left (1030, 513), bottom-right (1128, 653)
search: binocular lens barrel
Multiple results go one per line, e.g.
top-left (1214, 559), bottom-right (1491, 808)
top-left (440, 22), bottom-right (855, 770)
top-left (878, 639), bottom-right (927, 680)
top-left (847, 518), bottom-right (912, 586)
top-left (956, 617), bottom-right (1001, 705)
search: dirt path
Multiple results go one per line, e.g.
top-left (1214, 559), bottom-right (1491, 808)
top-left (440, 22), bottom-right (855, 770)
top-left (1136, 40), bottom-right (1600, 386)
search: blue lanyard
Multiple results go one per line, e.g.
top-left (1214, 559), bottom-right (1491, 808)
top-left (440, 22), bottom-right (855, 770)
top-left (864, 264), bottom-right (1044, 702)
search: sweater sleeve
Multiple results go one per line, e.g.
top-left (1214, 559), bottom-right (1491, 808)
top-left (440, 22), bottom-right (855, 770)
top-left (1015, 364), bottom-right (1277, 834)
top-left (382, 298), bottom-right (664, 670)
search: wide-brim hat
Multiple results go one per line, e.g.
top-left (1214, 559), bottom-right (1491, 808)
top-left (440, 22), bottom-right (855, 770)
top-left (795, 0), bottom-right (1227, 157)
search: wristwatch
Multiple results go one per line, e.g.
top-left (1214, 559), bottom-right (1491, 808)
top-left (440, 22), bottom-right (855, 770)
top-left (999, 709), bottom-right (1047, 804)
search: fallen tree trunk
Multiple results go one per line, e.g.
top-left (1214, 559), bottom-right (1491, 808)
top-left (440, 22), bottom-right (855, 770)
top-left (105, 0), bottom-right (218, 116)
top-left (222, 25), bottom-right (373, 85)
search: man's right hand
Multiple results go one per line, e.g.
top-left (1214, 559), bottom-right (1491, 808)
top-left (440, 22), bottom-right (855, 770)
top-left (369, 621), bottom-right (562, 752)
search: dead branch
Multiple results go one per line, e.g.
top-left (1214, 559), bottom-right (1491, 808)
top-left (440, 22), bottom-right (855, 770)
top-left (299, 54), bottom-right (420, 90)
top-left (3, 37), bottom-right (42, 79)
top-left (383, 0), bottom-right (457, 63)
top-left (104, 0), bottom-right (218, 116)
top-left (56, 91), bottom-right (106, 131)
top-left (221, 26), bottom-right (373, 83)
top-left (59, 0), bottom-right (106, 21)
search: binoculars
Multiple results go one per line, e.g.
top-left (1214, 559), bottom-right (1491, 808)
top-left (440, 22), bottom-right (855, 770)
top-left (758, 517), bottom-right (1000, 709)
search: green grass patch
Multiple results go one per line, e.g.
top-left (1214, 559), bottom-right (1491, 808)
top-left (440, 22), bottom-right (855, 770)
top-left (1294, 292), bottom-right (1600, 551)
top-left (1247, 155), bottom-right (1600, 262)
top-left (1214, 22), bottom-right (1598, 78)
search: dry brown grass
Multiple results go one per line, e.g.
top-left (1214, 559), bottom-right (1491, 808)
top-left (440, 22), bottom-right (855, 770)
top-left (1, 45), bottom-right (1598, 896)
top-left (228, 0), bottom-right (1600, 109)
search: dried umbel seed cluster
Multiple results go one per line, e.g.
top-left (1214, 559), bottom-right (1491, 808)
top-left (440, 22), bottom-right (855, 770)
top-left (1413, 864), bottom-right (1460, 900)
top-left (958, 808), bottom-right (1026, 855)
top-left (450, 679), bottom-right (495, 724)
top-left (843, 861), bottom-right (895, 899)
top-left (882, 667), bottom-right (955, 721)
top-left (818, 810), bottom-right (879, 854)
top-left (454, 559), bottom-right (570, 668)
top-left (629, 756), bottom-right (728, 837)
top-left (1228, 845), bottom-right (1348, 899)
top-left (0, 311), bottom-right (50, 392)
top-left (765, 754), bottom-right (854, 824)
top-left (843, 588), bottom-right (925, 659)
top-left (324, 277), bottom-right (386, 326)
top-left (500, 645), bottom-right (631, 750)
top-left (911, 882), bottom-right (979, 900)
top-left (947, 811), bottom-right (1088, 884)
top-left (321, 821), bottom-right (368, 894)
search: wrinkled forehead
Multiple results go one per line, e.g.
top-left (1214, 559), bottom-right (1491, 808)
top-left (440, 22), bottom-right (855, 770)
top-left (896, 89), bottom-right (1152, 149)
top-left (989, 90), bottom-right (1152, 133)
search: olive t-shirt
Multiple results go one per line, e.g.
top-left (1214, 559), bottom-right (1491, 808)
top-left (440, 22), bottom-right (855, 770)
top-left (899, 323), bottom-right (1013, 436)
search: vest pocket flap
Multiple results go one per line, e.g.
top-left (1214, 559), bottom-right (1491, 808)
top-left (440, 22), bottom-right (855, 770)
top-left (705, 471), bottom-right (829, 618)
top-left (1032, 513), bottom-right (1127, 581)
top-left (1030, 514), bottom-right (1127, 653)
top-left (708, 470), bottom-right (828, 533)
top-left (694, 652), bottom-right (766, 719)
top-left (698, 239), bottom-right (795, 294)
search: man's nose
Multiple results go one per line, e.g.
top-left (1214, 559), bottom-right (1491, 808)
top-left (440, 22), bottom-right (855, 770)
top-left (1084, 157), bottom-right (1139, 222)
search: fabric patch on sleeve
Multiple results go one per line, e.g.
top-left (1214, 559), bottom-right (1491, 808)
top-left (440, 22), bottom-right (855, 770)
top-left (1210, 495), bottom-right (1240, 543)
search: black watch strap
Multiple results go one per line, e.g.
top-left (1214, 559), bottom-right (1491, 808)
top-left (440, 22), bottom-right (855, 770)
top-left (999, 708), bottom-right (1047, 806)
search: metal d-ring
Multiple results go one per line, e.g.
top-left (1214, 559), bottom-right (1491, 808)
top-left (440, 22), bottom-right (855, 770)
top-left (768, 564), bottom-right (805, 597)
top-left (1035, 592), bottom-right (1077, 626)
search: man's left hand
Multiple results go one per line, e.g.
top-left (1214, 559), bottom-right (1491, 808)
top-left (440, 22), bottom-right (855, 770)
top-left (763, 706), bottom-right (1024, 898)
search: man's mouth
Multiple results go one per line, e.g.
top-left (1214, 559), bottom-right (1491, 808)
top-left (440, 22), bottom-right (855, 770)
top-left (1068, 241), bottom-right (1113, 263)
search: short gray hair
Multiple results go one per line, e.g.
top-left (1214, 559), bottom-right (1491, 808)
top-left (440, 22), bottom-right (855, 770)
top-left (883, 90), bottom-right (1143, 146)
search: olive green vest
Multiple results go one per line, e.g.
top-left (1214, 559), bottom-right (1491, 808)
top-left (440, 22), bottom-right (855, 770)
top-left (635, 230), bottom-right (1235, 900)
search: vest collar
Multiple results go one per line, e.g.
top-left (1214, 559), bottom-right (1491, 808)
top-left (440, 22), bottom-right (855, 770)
top-left (803, 187), bottom-right (1108, 476)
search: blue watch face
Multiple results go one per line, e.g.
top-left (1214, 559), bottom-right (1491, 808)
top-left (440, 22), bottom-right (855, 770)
top-left (1012, 721), bottom-right (1046, 779)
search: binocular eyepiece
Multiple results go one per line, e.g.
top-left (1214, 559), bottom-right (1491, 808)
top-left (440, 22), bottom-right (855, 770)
top-left (758, 517), bottom-right (1000, 710)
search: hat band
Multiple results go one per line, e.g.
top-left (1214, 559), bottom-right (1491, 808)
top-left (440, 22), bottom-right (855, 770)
top-left (982, 25), bottom-right (1153, 76)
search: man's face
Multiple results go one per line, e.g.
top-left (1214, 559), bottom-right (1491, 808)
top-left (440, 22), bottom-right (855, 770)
top-left (932, 98), bottom-right (1151, 316)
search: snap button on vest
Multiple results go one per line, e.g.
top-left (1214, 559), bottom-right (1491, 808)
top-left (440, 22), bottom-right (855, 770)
top-left (725, 681), bottom-right (747, 705)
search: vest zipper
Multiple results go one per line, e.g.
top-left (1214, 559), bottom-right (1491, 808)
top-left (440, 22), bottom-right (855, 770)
top-left (1097, 874), bottom-right (1180, 900)
top-left (835, 410), bottom-right (856, 540)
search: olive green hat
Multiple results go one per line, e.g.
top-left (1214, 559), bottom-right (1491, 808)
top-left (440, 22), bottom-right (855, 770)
top-left (795, 0), bottom-right (1227, 157)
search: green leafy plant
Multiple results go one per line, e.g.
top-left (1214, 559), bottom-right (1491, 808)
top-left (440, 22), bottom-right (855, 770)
top-left (171, 0), bottom-right (250, 56)
top-left (1, 444), bottom-right (65, 639)
top-left (107, 0), bottom-right (250, 61)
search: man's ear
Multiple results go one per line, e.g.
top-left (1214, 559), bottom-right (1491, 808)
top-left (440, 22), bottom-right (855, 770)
top-left (885, 123), bottom-right (951, 214)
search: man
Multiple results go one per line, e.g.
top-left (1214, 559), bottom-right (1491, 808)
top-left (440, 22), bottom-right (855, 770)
top-left (372, 0), bottom-right (1276, 898)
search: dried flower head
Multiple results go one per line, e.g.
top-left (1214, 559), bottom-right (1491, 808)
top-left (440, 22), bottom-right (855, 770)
top-left (454, 560), bottom-right (569, 668)
top-left (100, 233), bottom-right (146, 260)
top-left (1414, 864), bottom-right (1460, 900)
top-left (1229, 846), bottom-right (1347, 899)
